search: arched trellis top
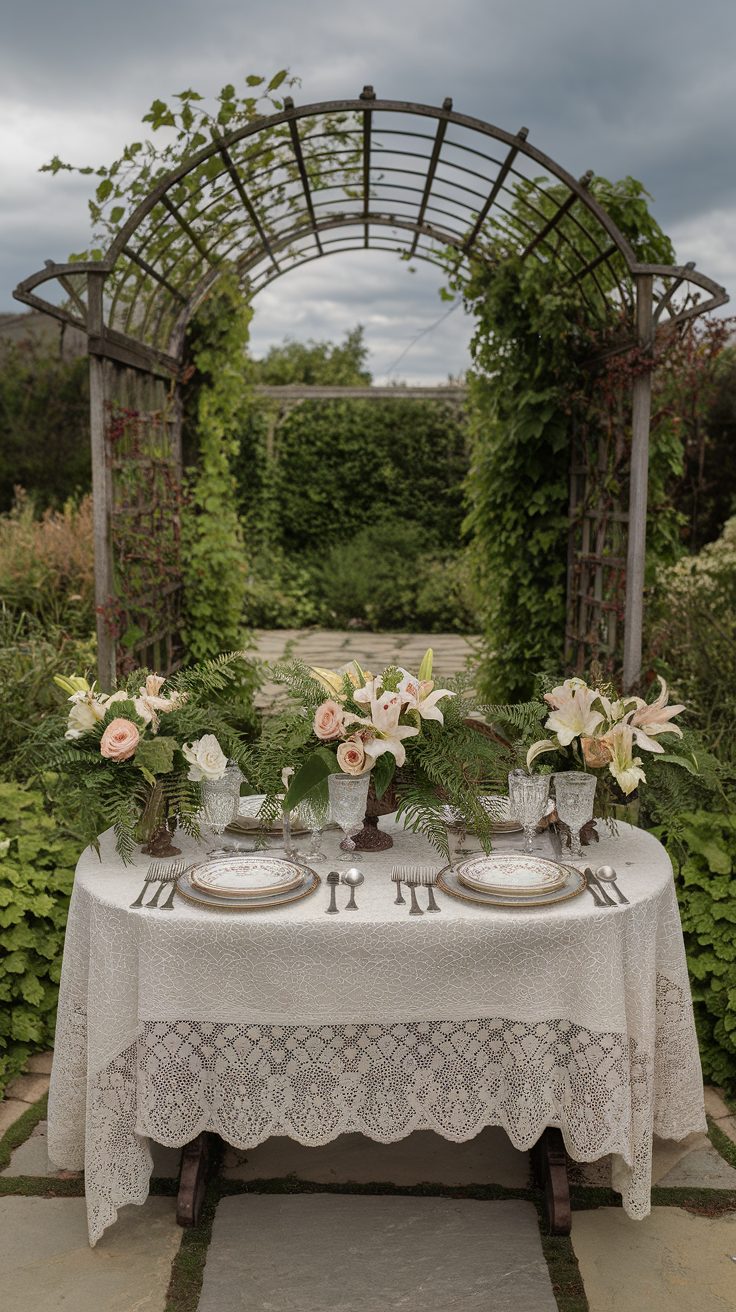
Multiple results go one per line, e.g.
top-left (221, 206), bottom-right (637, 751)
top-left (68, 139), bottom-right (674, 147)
top-left (14, 90), bottom-right (728, 376)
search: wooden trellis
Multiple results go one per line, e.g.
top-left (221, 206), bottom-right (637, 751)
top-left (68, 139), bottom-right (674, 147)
top-left (14, 90), bottom-right (727, 687)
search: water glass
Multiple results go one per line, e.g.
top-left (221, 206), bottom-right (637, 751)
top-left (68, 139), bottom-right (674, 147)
top-left (328, 772), bottom-right (370, 861)
top-left (201, 763), bottom-right (243, 850)
top-left (508, 771), bottom-right (550, 854)
top-left (552, 771), bottom-right (597, 859)
top-left (298, 792), bottom-right (329, 861)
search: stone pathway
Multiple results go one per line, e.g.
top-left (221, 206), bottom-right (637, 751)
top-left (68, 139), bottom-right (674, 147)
top-left (1, 1061), bottom-right (735, 1311)
top-left (251, 628), bottom-right (478, 709)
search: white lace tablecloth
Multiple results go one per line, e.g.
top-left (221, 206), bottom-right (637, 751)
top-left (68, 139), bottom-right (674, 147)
top-left (47, 817), bottom-right (705, 1244)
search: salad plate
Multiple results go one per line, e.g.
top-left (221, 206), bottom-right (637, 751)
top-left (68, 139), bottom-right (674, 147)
top-left (456, 852), bottom-right (568, 897)
top-left (189, 853), bottom-right (304, 898)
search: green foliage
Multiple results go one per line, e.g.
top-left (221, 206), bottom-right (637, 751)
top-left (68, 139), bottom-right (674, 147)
top-left (0, 493), bottom-right (94, 636)
top-left (453, 176), bottom-right (678, 700)
top-left (250, 327), bottom-right (371, 386)
top-left (181, 278), bottom-right (253, 662)
top-left (657, 811), bottom-right (736, 1094)
top-left (0, 341), bottom-right (89, 513)
top-left (0, 781), bottom-right (79, 1096)
top-left (649, 518), bottom-right (736, 770)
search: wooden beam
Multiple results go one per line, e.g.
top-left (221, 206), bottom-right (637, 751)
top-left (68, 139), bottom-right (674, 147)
top-left (409, 97), bottom-right (452, 256)
top-left (521, 171), bottom-right (593, 261)
top-left (122, 245), bottom-right (188, 303)
top-left (252, 384), bottom-right (467, 401)
top-left (623, 274), bottom-right (654, 690)
top-left (464, 127), bottom-right (528, 253)
top-left (87, 272), bottom-right (117, 689)
top-left (211, 132), bottom-right (281, 273)
top-left (360, 85), bottom-right (375, 249)
top-left (161, 194), bottom-right (215, 265)
top-left (284, 97), bottom-right (323, 254)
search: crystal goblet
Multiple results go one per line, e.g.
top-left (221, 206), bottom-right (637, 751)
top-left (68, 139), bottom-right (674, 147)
top-left (200, 763), bottom-right (243, 852)
top-left (552, 771), bottom-right (597, 859)
top-left (508, 771), bottom-right (550, 854)
top-left (328, 772), bottom-right (371, 862)
top-left (298, 791), bottom-right (329, 861)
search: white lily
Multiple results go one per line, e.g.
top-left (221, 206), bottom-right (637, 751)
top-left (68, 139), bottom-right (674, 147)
top-left (359, 690), bottom-right (419, 768)
top-left (625, 677), bottom-right (685, 754)
top-left (605, 723), bottom-right (646, 795)
top-left (397, 670), bottom-right (456, 724)
top-left (544, 680), bottom-right (604, 747)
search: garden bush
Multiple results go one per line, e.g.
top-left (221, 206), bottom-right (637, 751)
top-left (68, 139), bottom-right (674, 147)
top-left (0, 781), bottom-right (80, 1096)
top-left (0, 491), bottom-right (95, 636)
top-left (0, 340), bottom-right (90, 513)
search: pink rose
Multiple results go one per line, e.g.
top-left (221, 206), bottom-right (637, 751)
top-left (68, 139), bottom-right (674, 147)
top-left (100, 717), bottom-right (140, 762)
top-left (313, 699), bottom-right (344, 741)
top-left (336, 736), bottom-right (367, 775)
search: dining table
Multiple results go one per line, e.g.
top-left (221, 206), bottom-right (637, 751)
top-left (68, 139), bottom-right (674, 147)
top-left (46, 813), bottom-right (706, 1246)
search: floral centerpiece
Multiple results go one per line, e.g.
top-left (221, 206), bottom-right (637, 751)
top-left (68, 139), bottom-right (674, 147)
top-left (525, 673), bottom-right (689, 802)
top-left (251, 650), bottom-right (517, 856)
top-left (42, 653), bottom-right (249, 862)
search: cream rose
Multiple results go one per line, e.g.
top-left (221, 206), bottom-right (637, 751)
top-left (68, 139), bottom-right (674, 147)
top-left (182, 734), bottom-right (227, 782)
top-left (99, 717), bottom-right (140, 762)
top-left (336, 736), bottom-right (367, 775)
top-left (313, 699), bottom-right (344, 741)
top-left (65, 690), bottom-right (107, 740)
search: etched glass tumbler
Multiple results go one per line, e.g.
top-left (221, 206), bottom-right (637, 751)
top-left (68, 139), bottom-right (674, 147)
top-left (508, 771), bottom-right (550, 854)
top-left (328, 772), bottom-right (370, 861)
top-left (201, 763), bottom-right (243, 850)
top-left (552, 771), bottom-right (597, 859)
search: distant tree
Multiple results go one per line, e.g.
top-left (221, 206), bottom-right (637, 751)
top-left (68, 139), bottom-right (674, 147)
top-left (0, 340), bottom-right (90, 511)
top-left (250, 326), bottom-right (372, 386)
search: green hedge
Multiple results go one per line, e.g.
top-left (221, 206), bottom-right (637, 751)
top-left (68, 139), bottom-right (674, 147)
top-left (665, 811), bottom-right (736, 1094)
top-left (0, 782), bottom-right (78, 1095)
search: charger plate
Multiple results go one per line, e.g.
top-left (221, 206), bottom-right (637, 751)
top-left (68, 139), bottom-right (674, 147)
top-left (189, 853), bottom-right (303, 898)
top-left (226, 794), bottom-right (309, 837)
top-left (176, 864), bottom-right (320, 912)
top-left (437, 862), bottom-right (586, 910)
top-left (456, 852), bottom-right (568, 897)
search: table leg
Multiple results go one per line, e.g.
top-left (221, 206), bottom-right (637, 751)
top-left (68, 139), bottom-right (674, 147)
top-left (176, 1132), bottom-right (214, 1227)
top-left (531, 1127), bottom-right (571, 1234)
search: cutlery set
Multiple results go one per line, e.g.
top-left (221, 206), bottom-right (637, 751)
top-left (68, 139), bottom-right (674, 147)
top-left (130, 859), bottom-right (187, 910)
top-left (392, 866), bottom-right (441, 915)
top-left (325, 867), bottom-right (364, 913)
top-left (584, 865), bottom-right (628, 908)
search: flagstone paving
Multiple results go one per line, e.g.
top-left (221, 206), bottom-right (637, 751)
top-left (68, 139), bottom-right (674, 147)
top-left (197, 1195), bottom-right (558, 1312)
top-left (251, 628), bottom-right (478, 709)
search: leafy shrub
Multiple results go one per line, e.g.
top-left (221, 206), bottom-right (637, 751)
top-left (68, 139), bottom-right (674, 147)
top-left (0, 340), bottom-right (90, 513)
top-left (650, 517), bottom-right (736, 768)
top-left (243, 552), bottom-right (324, 629)
top-left (659, 812), bottom-right (736, 1095)
top-left (0, 781), bottom-right (80, 1096)
top-left (0, 491), bottom-right (95, 635)
top-left (0, 610), bottom-right (96, 777)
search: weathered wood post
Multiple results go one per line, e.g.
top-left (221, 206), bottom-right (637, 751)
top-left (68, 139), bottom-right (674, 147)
top-left (623, 273), bottom-right (654, 691)
top-left (87, 271), bottom-right (117, 688)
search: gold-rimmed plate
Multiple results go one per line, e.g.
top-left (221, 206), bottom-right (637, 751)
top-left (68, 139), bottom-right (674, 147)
top-left (437, 862), bottom-right (586, 909)
top-left (189, 854), bottom-right (304, 898)
top-left (456, 853), bottom-right (568, 897)
top-left (177, 863), bottom-right (320, 911)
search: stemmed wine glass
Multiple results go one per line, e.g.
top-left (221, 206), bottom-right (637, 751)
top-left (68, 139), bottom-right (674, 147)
top-left (328, 772), bottom-right (370, 861)
top-left (298, 791), bottom-right (330, 861)
top-left (200, 763), bottom-right (243, 853)
top-left (508, 771), bottom-right (550, 854)
top-left (552, 771), bottom-right (597, 859)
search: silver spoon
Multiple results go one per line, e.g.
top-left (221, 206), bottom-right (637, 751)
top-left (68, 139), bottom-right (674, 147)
top-left (596, 865), bottom-right (629, 905)
top-left (341, 866), bottom-right (364, 910)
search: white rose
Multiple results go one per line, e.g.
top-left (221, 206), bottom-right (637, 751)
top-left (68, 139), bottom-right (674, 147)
top-left (182, 734), bottom-right (228, 782)
top-left (65, 690), bottom-right (107, 740)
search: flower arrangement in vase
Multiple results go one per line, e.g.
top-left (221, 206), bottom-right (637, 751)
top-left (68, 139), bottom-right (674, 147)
top-left (253, 650), bottom-right (517, 856)
top-left (41, 653), bottom-right (250, 861)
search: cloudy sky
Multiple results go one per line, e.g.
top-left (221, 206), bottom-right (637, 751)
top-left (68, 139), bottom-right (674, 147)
top-left (2, 0), bottom-right (734, 381)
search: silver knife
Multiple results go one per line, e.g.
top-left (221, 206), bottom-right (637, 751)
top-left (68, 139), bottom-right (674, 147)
top-left (585, 867), bottom-right (616, 907)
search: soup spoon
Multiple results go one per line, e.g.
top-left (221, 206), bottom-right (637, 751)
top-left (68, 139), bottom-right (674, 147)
top-left (596, 865), bottom-right (628, 905)
top-left (341, 867), bottom-right (364, 910)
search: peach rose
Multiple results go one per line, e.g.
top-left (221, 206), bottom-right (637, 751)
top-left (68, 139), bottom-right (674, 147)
top-left (100, 717), bottom-right (140, 762)
top-left (336, 736), bottom-right (367, 775)
top-left (313, 699), bottom-right (344, 741)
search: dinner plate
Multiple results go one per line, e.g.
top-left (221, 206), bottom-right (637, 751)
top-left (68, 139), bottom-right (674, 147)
top-left (456, 852), bottom-right (568, 897)
top-left (177, 864), bottom-right (320, 912)
top-left (189, 853), bottom-right (304, 898)
top-left (441, 795), bottom-right (524, 835)
top-left (226, 794), bottom-right (309, 836)
top-left (437, 862), bottom-right (586, 909)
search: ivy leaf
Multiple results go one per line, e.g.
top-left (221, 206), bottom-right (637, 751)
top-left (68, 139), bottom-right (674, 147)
top-left (268, 70), bottom-right (288, 91)
top-left (246, 75), bottom-right (264, 87)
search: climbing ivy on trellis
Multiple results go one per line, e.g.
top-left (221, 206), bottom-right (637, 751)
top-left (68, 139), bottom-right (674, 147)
top-left (448, 176), bottom-right (700, 700)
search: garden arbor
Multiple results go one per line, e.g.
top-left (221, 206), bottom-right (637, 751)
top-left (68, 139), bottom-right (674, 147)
top-left (14, 89), bottom-right (727, 688)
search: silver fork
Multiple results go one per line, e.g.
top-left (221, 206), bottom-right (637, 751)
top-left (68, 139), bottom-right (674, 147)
top-left (420, 869), bottom-right (441, 913)
top-left (390, 869), bottom-right (406, 906)
top-left (130, 860), bottom-right (166, 908)
top-left (145, 859), bottom-right (186, 908)
top-left (158, 860), bottom-right (187, 910)
top-left (396, 866), bottom-right (424, 916)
